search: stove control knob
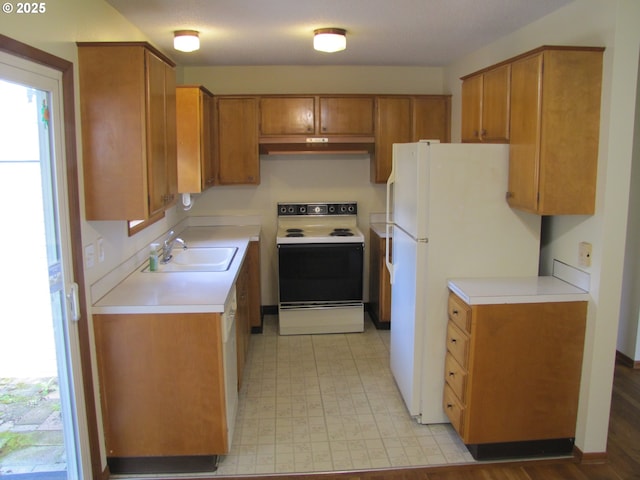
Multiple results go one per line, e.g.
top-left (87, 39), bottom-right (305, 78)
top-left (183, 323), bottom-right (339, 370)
top-left (288, 206), bottom-right (295, 214)
top-left (328, 205), bottom-right (336, 213)
top-left (348, 205), bottom-right (355, 213)
top-left (312, 205), bottom-right (322, 214)
top-left (340, 205), bottom-right (347, 213)
top-left (279, 206), bottom-right (288, 214)
top-left (299, 206), bottom-right (306, 214)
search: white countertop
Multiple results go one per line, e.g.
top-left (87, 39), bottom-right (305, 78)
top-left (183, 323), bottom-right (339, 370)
top-left (448, 276), bottom-right (589, 305)
top-left (93, 225), bottom-right (260, 315)
top-left (370, 222), bottom-right (389, 238)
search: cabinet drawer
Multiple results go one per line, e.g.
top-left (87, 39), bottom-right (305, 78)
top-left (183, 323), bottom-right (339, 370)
top-left (443, 383), bottom-right (465, 435)
top-left (446, 321), bottom-right (470, 367)
top-left (448, 293), bottom-right (472, 332)
top-left (444, 352), bottom-right (467, 402)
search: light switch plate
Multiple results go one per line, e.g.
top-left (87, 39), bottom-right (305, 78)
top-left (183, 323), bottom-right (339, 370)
top-left (97, 237), bottom-right (105, 263)
top-left (85, 243), bottom-right (95, 269)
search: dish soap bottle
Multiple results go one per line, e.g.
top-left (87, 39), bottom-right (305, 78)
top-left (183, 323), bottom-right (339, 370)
top-left (149, 243), bottom-right (160, 272)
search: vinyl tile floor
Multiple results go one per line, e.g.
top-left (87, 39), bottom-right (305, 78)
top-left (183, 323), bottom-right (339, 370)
top-left (215, 314), bottom-right (475, 476)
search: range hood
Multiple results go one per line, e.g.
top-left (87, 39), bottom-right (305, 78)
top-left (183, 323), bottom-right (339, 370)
top-left (259, 135), bottom-right (375, 155)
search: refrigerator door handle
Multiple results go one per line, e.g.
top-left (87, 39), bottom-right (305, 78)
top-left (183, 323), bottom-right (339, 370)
top-left (385, 167), bottom-right (396, 284)
top-left (385, 222), bottom-right (394, 284)
top-left (386, 166), bottom-right (395, 225)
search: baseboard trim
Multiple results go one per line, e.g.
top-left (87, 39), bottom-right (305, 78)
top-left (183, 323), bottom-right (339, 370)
top-left (573, 444), bottom-right (608, 464)
top-left (615, 350), bottom-right (640, 369)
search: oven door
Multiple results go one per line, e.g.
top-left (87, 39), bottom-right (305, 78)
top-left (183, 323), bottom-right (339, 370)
top-left (278, 243), bottom-right (364, 304)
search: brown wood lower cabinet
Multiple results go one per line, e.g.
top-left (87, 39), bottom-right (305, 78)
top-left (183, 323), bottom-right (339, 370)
top-left (444, 292), bottom-right (587, 459)
top-left (368, 228), bottom-right (391, 328)
top-left (94, 312), bottom-right (230, 458)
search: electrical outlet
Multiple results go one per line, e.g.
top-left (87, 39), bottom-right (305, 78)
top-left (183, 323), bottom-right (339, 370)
top-left (85, 243), bottom-right (95, 269)
top-left (579, 241), bottom-right (592, 267)
top-left (97, 237), bottom-right (105, 263)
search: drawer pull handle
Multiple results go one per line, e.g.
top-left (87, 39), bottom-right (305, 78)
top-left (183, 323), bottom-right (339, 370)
top-left (450, 338), bottom-right (457, 344)
top-left (446, 403), bottom-right (454, 409)
top-left (452, 309), bottom-right (459, 315)
top-left (448, 371), bottom-right (455, 377)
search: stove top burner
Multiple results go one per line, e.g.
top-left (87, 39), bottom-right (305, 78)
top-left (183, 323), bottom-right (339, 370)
top-left (330, 228), bottom-right (354, 237)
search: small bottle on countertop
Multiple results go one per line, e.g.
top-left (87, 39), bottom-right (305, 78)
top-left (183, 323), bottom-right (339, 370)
top-left (149, 243), bottom-right (160, 272)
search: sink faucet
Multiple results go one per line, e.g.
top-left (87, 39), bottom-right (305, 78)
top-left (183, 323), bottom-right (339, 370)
top-left (161, 230), bottom-right (187, 263)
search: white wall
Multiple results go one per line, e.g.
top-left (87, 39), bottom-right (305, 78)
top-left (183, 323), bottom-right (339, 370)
top-left (181, 65), bottom-right (445, 94)
top-left (444, 0), bottom-right (640, 455)
top-left (618, 56), bottom-right (640, 361)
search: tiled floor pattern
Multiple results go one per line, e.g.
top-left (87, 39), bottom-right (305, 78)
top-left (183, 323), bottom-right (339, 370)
top-left (215, 315), bottom-right (474, 476)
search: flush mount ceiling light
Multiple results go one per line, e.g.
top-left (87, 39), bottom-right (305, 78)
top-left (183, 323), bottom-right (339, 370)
top-left (313, 28), bottom-right (347, 53)
top-left (174, 30), bottom-right (200, 52)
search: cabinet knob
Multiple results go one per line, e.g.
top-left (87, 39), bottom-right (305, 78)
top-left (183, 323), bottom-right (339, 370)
top-left (506, 191), bottom-right (514, 200)
top-left (448, 371), bottom-right (455, 377)
top-left (446, 403), bottom-right (453, 409)
top-left (452, 309), bottom-right (458, 316)
top-left (450, 338), bottom-right (457, 344)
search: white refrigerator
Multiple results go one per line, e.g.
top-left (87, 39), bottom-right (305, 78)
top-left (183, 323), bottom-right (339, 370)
top-left (385, 141), bottom-right (541, 424)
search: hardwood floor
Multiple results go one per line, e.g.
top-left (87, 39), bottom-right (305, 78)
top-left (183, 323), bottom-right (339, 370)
top-left (223, 363), bottom-right (639, 480)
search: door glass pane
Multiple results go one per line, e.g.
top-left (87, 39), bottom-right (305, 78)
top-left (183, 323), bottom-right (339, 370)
top-left (0, 75), bottom-right (80, 479)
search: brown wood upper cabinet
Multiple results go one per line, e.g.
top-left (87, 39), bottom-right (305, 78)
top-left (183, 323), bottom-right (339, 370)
top-left (319, 96), bottom-right (374, 135)
top-left (215, 96), bottom-right (260, 185)
top-left (507, 47), bottom-right (604, 215)
top-left (78, 42), bottom-right (177, 221)
top-left (260, 96), bottom-right (315, 135)
top-left (176, 85), bottom-right (215, 193)
top-left (259, 95), bottom-right (374, 136)
top-left (371, 95), bottom-right (451, 183)
top-left (461, 64), bottom-right (510, 143)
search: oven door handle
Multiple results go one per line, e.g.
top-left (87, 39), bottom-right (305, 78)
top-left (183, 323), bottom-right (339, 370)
top-left (385, 167), bottom-right (395, 284)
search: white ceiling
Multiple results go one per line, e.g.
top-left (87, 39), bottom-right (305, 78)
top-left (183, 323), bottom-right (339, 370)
top-left (105, 0), bottom-right (573, 67)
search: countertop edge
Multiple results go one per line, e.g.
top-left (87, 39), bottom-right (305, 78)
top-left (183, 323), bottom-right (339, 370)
top-left (448, 277), bottom-right (589, 305)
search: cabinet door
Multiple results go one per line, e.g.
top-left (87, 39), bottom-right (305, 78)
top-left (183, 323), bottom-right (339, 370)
top-left (481, 64), bottom-right (510, 142)
top-left (508, 54), bottom-right (543, 212)
top-left (372, 97), bottom-right (411, 183)
top-left (177, 87), bottom-right (214, 193)
top-left (146, 51), bottom-right (176, 216)
top-left (260, 96), bottom-right (315, 134)
top-left (319, 96), bottom-right (374, 135)
top-left (79, 45), bottom-right (148, 220)
top-left (201, 92), bottom-right (215, 188)
top-left (216, 97), bottom-right (259, 185)
top-left (94, 313), bottom-right (227, 456)
top-left (463, 301), bottom-right (587, 444)
top-left (536, 49), bottom-right (602, 215)
top-left (461, 74), bottom-right (483, 142)
top-left (412, 96), bottom-right (451, 142)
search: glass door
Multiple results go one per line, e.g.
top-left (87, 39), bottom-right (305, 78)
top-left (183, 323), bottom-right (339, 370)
top-left (0, 53), bottom-right (87, 479)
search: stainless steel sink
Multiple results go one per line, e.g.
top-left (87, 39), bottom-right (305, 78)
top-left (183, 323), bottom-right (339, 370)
top-left (143, 247), bottom-right (238, 272)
